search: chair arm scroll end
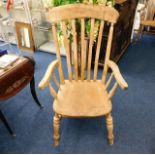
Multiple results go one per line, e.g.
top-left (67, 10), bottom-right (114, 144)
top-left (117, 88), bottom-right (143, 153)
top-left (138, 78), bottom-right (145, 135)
top-left (108, 60), bottom-right (128, 90)
top-left (38, 60), bottom-right (59, 90)
top-left (38, 80), bottom-right (47, 90)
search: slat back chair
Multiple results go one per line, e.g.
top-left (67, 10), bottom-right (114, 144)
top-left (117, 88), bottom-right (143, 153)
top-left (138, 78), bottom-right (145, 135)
top-left (145, 0), bottom-right (155, 20)
top-left (39, 4), bottom-right (128, 146)
top-left (138, 0), bottom-right (155, 38)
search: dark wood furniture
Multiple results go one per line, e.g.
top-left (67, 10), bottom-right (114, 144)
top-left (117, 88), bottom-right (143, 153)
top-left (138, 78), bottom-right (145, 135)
top-left (92, 0), bottom-right (138, 66)
top-left (0, 56), bottom-right (43, 136)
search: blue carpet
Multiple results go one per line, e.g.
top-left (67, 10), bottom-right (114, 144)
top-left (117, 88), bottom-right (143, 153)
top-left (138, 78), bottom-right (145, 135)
top-left (0, 35), bottom-right (155, 153)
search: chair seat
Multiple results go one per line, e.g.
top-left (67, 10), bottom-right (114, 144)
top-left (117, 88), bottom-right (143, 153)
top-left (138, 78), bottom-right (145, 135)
top-left (53, 80), bottom-right (112, 117)
top-left (141, 20), bottom-right (155, 27)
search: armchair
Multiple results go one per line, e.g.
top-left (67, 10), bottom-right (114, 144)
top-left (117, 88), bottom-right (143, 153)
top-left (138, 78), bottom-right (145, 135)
top-left (39, 4), bottom-right (128, 146)
top-left (138, 0), bottom-right (155, 38)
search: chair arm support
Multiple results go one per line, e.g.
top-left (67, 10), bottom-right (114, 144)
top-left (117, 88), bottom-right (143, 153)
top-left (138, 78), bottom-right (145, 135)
top-left (38, 60), bottom-right (59, 90)
top-left (108, 60), bottom-right (128, 90)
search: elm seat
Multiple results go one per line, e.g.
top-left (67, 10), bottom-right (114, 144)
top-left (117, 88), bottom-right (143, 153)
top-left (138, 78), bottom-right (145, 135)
top-left (54, 80), bottom-right (112, 117)
top-left (0, 56), bottom-right (43, 137)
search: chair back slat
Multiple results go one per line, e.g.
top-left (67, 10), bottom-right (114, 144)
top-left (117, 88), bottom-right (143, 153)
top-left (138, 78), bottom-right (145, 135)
top-left (49, 4), bottom-right (119, 82)
top-left (81, 18), bottom-right (86, 80)
top-left (87, 18), bottom-right (95, 81)
top-left (102, 24), bottom-right (114, 83)
top-left (93, 20), bottom-right (104, 81)
top-left (52, 24), bottom-right (65, 84)
top-left (61, 21), bottom-right (73, 81)
top-left (71, 19), bottom-right (78, 80)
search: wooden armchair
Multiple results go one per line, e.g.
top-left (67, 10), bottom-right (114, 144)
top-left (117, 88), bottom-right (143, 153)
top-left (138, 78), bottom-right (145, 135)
top-left (39, 4), bottom-right (128, 146)
top-left (138, 0), bottom-right (155, 37)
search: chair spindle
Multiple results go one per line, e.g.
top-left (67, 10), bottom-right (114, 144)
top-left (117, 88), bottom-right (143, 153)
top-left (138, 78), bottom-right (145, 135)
top-left (81, 18), bottom-right (86, 80)
top-left (61, 21), bottom-right (73, 81)
top-left (53, 73), bottom-right (60, 88)
top-left (93, 20), bottom-right (104, 81)
top-left (49, 83), bottom-right (57, 98)
top-left (105, 73), bottom-right (114, 89)
top-left (108, 82), bottom-right (118, 99)
top-left (102, 24), bottom-right (114, 83)
top-left (52, 24), bottom-right (65, 84)
top-left (87, 18), bottom-right (95, 81)
top-left (71, 19), bottom-right (78, 80)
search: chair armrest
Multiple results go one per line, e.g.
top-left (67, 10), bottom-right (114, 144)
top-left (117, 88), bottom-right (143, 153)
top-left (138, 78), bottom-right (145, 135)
top-left (39, 60), bottom-right (59, 90)
top-left (108, 60), bottom-right (128, 90)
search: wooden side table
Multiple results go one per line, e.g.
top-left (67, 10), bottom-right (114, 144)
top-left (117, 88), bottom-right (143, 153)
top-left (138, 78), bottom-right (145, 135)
top-left (0, 56), bottom-right (43, 137)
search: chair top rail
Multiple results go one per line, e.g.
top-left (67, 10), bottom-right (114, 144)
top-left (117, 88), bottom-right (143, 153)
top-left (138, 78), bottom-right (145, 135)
top-left (48, 4), bottom-right (119, 23)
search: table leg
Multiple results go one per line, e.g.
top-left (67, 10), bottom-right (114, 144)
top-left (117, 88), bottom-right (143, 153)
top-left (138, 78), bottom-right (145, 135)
top-left (0, 110), bottom-right (16, 137)
top-left (30, 76), bottom-right (43, 108)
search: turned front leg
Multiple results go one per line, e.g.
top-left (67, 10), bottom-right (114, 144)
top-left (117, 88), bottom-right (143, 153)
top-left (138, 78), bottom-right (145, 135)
top-left (53, 113), bottom-right (61, 146)
top-left (105, 113), bottom-right (114, 145)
